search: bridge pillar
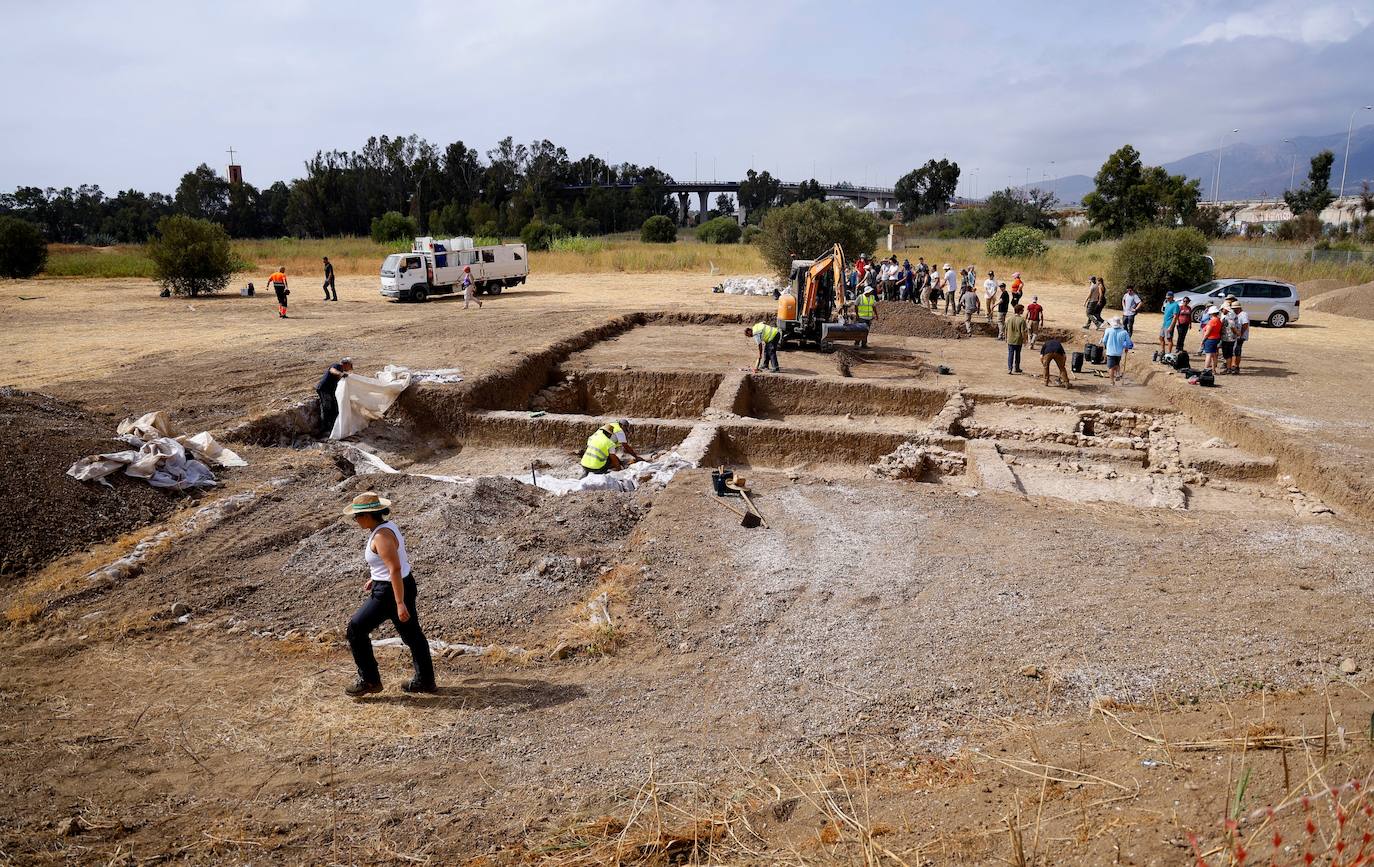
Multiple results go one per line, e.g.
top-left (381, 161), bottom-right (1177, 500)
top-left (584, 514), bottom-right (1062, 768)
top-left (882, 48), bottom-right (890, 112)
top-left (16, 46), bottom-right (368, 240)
top-left (698, 190), bottom-right (710, 222)
top-left (677, 192), bottom-right (690, 226)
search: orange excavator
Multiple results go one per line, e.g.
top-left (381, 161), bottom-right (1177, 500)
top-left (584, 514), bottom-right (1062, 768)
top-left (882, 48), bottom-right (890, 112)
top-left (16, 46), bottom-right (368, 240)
top-left (776, 243), bottom-right (868, 349)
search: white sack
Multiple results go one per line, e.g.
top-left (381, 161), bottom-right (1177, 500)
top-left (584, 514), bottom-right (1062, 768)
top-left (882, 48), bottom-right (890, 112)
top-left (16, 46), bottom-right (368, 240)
top-left (521, 451), bottom-right (695, 495)
top-left (67, 412), bottom-right (245, 490)
top-left (329, 365), bottom-right (412, 440)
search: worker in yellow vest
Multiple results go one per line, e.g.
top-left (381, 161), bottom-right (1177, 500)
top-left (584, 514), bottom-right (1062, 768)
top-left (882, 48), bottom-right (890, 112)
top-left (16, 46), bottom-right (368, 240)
top-left (745, 321), bottom-right (781, 373)
top-left (580, 419), bottom-right (643, 477)
top-left (856, 285), bottom-right (877, 327)
top-left (605, 419), bottom-right (643, 465)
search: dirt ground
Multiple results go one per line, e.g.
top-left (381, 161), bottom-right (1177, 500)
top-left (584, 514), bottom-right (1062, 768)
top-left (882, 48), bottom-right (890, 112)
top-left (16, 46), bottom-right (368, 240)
top-left (5, 268), bottom-right (1374, 864)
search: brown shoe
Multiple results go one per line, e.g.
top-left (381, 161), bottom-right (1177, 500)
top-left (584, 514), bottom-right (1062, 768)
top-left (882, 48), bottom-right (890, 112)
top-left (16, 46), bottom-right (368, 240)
top-left (345, 678), bottom-right (382, 697)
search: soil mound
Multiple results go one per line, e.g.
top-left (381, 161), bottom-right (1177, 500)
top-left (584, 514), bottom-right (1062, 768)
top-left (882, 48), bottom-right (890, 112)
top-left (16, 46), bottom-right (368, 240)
top-left (0, 388), bottom-right (181, 579)
top-left (870, 301), bottom-right (968, 339)
top-left (1305, 280), bottom-right (1374, 320)
top-left (1297, 278), bottom-right (1349, 299)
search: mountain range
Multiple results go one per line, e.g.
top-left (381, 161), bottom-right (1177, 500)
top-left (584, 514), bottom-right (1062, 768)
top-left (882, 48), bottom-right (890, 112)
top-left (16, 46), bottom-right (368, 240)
top-left (1033, 124), bottom-right (1374, 205)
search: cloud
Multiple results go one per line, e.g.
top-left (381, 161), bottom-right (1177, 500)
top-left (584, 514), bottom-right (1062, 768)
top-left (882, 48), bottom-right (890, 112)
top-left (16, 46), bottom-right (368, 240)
top-left (1187, 0), bottom-right (1373, 44)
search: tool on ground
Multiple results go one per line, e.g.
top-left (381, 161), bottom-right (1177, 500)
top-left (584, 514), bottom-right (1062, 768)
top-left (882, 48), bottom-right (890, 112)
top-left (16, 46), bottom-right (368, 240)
top-left (738, 490), bottom-right (769, 528)
top-left (701, 492), bottom-right (760, 528)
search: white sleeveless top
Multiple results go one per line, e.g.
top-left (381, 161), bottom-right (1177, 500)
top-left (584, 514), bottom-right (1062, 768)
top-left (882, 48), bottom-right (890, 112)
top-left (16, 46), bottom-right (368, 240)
top-left (365, 521), bottom-right (411, 583)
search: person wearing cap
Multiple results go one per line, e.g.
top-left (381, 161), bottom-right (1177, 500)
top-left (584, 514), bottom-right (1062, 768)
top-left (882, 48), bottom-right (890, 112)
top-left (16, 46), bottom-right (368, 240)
top-left (462, 265), bottom-right (482, 310)
top-left (1040, 337), bottom-right (1071, 388)
top-left (1218, 296), bottom-right (1241, 374)
top-left (995, 282), bottom-right (1011, 340)
top-left (322, 257), bottom-right (337, 301)
top-left (856, 284), bottom-right (877, 327)
top-left (942, 264), bottom-right (956, 312)
top-left (315, 357), bottom-right (354, 437)
top-left (1228, 301), bottom-right (1250, 375)
top-left (268, 265), bottom-right (289, 318)
top-left (1010, 272), bottom-right (1024, 307)
top-left (746, 320), bottom-right (781, 373)
top-left (1005, 303), bottom-right (1028, 374)
top-left (1102, 315), bottom-right (1134, 385)
top-left (606, 418), bottom-right (643, 465)
top-left (1200, 305), bottom-right (1224, 373)
top-left (1025, 295), bottom-right (1044, 347)
top-left (1159, 292), bottom-right (1180, 356)
top-left (958, 281), bottom-right (979, 334)
top-left (1121, 286), bottom-right (1141, 336)
top-left (342, 492), bottom-right (436, 697)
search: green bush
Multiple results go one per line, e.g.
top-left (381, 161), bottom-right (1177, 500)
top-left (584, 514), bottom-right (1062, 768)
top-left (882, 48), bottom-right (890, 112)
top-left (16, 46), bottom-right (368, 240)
top-left (696, 216), bottom-right (742, 244)
top-left (741, 225), bottom-right (762, 245)
top-left (756, 200), bottom-right (882, 277)
top-left (1274, 213), bottom-right (1322, 242)
top-left (147, 215), bottom-right (236, 297)
top-left (369, 211), bottom-right (418, 244)
top-left (985, 224), bottom-right (1049, 258)
top-left (640, 214), bottom-right (677, 244)
top-left (478, 222), bottom-right (500, 240)
top-left (1075, 228), bottom-right (1104, 246)
top-left (549, 235), bottom-right (607, 254)
top-left (520, 220), bottom-right (561, 251)
top-left (1243, 223), bottom-right (1267, 240)
top-left (1107, 227), bottom-right (1210, 310)
top-left (0, 216), bottom-right (48, 278)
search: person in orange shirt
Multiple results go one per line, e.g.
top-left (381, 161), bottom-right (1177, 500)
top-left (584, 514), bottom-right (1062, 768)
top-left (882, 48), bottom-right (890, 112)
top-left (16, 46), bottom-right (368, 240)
top-left (268, 266), bottom-right (289, 318)
top-left (1010, 272), bottom-right (1025, 306)
top-left (1199, 306), bottom-right (1224, 373)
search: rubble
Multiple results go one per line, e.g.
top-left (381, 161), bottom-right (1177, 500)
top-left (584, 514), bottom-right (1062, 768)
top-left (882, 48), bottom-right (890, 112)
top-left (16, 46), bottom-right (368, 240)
top-left (869, 442), bottom-right (967, 480)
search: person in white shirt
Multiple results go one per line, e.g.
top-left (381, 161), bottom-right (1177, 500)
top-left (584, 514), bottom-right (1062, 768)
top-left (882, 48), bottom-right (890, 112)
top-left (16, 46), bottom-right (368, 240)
top-left (983, 271), bottom-right (998, 322)
top-left (1228, 302), bottom-right (1250, 375)
top-left (1121, 286), bottom-right (1141, 335)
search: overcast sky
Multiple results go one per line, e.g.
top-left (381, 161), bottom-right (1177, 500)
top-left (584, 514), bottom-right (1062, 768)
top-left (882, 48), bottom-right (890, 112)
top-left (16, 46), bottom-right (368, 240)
top-left (4, 0), bottom-right (1372, 196)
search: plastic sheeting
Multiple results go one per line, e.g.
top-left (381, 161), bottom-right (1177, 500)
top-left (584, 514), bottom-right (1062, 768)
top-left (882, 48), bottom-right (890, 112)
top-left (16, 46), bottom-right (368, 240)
top-left (523, 451), bottom-right (696, 495)
top-left (330, 365), bottom-right (412, 440)
top-left (66, 411), bottom-right (247, 490)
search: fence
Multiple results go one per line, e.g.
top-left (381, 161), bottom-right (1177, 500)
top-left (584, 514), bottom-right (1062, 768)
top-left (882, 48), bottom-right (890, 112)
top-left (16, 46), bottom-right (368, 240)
top-left (1210, 245), bottom-right (1374, 266)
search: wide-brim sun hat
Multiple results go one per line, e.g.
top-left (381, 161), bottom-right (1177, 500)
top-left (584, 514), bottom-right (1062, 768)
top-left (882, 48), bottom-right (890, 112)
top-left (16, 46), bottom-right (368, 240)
top-left (345, 491), bottom-right (392, 516)
top-left (1108, 316), bottom-right (1123, 327)
top-left (1012, 272), bottom-right (1022, 278)
top-left (1207, 306), bottom-right (1220, 315)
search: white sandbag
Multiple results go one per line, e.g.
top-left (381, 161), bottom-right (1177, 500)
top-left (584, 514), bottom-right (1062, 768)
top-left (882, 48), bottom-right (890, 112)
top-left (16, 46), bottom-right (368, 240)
top-left (330, 365), bottom-right (412, 440)
top-left (522, 451), bottom-right (695, 495)
top-left (67, 412), bottom-right (246, 490)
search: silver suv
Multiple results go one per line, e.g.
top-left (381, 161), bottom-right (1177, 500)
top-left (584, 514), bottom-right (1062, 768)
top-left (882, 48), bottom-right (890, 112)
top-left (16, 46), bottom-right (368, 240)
top-left (1175, 279), bottom-right (1300, 327)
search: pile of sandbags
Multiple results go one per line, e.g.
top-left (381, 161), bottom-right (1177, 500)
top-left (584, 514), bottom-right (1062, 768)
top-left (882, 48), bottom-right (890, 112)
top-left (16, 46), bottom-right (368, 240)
top-left (713, 277), bottom-right (782, 296)
top-left (67, 411), bottom-right (247, 490)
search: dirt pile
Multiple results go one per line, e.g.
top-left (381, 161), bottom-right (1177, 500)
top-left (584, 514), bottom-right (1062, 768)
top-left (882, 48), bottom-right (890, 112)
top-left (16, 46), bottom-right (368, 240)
top-left (870, 301), bottom-right (968, 339)
top-left (0, 388), bottom-right (181, 580)
top-left (1304, 280), bottom-right (1374, 320)
top-left (1296, 277), bottom-right (1350, 299)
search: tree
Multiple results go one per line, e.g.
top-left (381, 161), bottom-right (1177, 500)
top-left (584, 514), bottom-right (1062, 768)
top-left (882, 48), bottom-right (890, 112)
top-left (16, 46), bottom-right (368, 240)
top-left (0, 216), bottom-right (48, 278)
top-left (1183, 203), bottom-right (1234, 239)
top-left (640, 214), bottom-right (677, 243)
top-left (1284, 150), bottom-right (1337, 216)
top-left (1108, 227), bottom-right (1211, 310)
top-left (756, 200), bottom-right (881, 277)
top-left (1083, 145), bottom-right (1151, 237)
top-left (369, 211), bottom-right (417, 243)
top-left (1141, 167), bottom-right (1202, 227)
top-left (714, 193), bottom-right (735, 215)
top-left (957, 187), bottom-right (1059, 237)
top-left (147, 215), bottom-right (236, 297)
top-left (737, 169), bottom-right (782, 222)
top-left (520, 220), bottom-right (559, 250)
top-left (174, 164), bottom-right (230, 223)
top-left (894, 159), bottom-right (961, 220)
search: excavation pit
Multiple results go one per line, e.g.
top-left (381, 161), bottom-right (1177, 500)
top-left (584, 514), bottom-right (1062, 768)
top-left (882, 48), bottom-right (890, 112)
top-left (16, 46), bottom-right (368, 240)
top-left (520, 370), bottom-right (723, 418)
top-left (737, 376), bottom-right (946, 424)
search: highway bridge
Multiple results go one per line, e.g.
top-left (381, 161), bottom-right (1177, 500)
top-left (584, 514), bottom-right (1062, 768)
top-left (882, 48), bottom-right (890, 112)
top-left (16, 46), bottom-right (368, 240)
top-left (560, 180), bottom-right (898, 224)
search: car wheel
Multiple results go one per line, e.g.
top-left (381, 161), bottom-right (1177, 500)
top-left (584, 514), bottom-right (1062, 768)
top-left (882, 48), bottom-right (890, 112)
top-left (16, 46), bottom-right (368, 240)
top-left (1192, 307), bottom-right (1207, 324)
top-left (1267, 309), bottom-right (1288, 328)
top-left (489, 284), bottom-right (503, 296)
top-left (412, 287), bottom-right (428, 303)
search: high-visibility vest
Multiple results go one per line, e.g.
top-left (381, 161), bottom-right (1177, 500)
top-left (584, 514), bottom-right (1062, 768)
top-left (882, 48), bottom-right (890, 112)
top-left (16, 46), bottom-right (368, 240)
top-left (580, 429), bottom-right (616, 470)
top-left (752, 322), bottom-right (779, 343)
top-left (856, 293), bottom-right (876, 319)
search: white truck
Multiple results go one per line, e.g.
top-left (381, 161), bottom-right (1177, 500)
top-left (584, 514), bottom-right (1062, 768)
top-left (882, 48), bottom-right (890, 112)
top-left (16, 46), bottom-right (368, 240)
top-left (379, 236), bottom-right (529, 303)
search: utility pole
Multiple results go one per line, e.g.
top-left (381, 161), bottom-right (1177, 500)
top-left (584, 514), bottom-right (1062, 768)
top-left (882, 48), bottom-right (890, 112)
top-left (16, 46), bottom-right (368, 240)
top-left (1213, 128), bottom-right (1239, 203)
top-left (1282, 139), bottom-right (1297, 192)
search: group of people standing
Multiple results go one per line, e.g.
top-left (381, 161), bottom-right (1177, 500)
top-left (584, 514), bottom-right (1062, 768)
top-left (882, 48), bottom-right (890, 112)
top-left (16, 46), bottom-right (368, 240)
top-left (847, 254), bottom-right (979, 310)
top-left (1158, 291), bottom-right (1249, 376)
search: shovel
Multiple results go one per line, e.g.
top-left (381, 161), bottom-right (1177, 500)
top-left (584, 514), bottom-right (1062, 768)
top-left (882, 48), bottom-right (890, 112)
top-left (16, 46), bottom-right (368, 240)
top-left (738, 490), bottom-right (770, 529)
top-left (702, 492), bottom-right (761, 528)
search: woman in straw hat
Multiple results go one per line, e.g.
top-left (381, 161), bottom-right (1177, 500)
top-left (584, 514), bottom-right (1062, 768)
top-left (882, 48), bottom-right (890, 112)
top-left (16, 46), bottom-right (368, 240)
top-left (342, 492), bottom-right (436, 696)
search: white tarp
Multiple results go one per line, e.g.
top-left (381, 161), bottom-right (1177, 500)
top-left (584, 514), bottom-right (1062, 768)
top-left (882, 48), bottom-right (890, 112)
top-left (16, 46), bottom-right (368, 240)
top-left (522, 451), bottom-right (696, 495)
top-left (67, 411), bottom-right (247, 490)
top-left (330, 365), bottom-right (412, 440)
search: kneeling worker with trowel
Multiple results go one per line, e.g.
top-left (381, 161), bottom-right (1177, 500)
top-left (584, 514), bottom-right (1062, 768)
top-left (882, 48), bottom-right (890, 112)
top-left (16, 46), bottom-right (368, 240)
top-left (579, 419), bottom-right (642, 477)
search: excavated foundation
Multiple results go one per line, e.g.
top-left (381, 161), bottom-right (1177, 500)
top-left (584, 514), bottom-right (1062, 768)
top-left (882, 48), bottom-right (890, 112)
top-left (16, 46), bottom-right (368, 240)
top-left (289, 315), bottom-right (1304, 513)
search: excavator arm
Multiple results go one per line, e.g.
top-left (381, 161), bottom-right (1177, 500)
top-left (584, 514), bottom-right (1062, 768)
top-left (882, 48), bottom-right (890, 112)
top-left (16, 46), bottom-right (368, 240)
top-left (801, 243), bottom-right (846, 319)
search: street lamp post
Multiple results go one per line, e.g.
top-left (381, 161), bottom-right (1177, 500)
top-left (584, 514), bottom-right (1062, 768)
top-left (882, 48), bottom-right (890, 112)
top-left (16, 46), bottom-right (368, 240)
top-left (1339, 105), bottom-right (1373, 199)
top-left (1282, 139), bottom-right (1298, 192)
top-left (1213, 129), bottom-right (1239, 203)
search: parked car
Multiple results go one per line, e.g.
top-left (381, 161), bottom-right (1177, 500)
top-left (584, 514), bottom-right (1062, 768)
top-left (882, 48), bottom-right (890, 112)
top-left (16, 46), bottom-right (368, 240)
top-left (1174, 278), bottom-right (1300, 327)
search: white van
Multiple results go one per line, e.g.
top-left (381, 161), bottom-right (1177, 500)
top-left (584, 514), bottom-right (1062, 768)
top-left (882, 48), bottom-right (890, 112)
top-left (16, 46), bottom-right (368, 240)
top-left (379, 237), bottom-right (529, 302)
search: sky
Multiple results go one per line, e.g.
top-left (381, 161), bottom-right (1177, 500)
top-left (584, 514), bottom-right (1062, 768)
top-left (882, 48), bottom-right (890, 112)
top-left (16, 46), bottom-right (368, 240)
top-left (3, 0), bottom-right (1373, 197)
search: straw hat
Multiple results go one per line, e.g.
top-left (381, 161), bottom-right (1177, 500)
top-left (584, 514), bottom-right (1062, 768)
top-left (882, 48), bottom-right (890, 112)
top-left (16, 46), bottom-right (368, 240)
top-left (344, 491), bottom-right (391, 516)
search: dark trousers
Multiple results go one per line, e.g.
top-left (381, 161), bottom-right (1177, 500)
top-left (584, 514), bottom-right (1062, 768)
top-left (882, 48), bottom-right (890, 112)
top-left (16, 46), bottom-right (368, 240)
top-left (317, 387), bottom-right (339, 436)
top-left (1124, 313), bottom-right (1136, 335)
top-left (1007, 343), bottom-right (1023, 372)
top-left (761, 336), bottom-right (780, 372)
top-left (1174, 322), bottom-right (1189, 351)
top-left (347, 575), bottom-right (434, 686)
top-left (323, 279), bottom-right (337, 301)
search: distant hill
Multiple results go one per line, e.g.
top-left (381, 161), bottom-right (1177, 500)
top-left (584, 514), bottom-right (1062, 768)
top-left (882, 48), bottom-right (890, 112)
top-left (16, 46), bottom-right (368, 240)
top-left (1033, 125), bottom-right (1374, 205)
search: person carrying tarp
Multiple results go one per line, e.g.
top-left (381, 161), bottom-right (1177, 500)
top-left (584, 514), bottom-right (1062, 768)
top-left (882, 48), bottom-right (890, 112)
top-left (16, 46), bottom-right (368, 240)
top-left (745, 321), bottom-right (781, 373)
top-left (316, 357), bottom-right (353, 436)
